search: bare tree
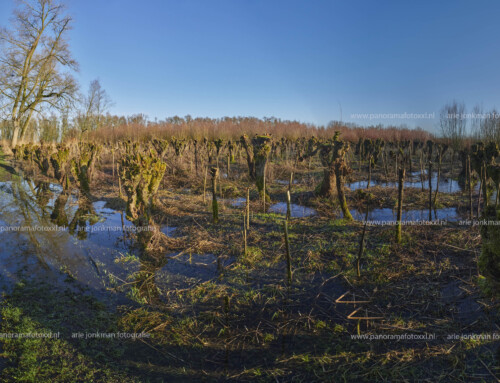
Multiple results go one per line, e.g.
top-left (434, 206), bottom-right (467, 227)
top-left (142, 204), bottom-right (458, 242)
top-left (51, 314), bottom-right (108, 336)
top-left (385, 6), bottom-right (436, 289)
top-left (470, 104), bottom-right (483, 140)
top-left (76, 79), bottom-right (113, 136)
top-left (480, 109), bottom-right (500, 142)
top-left (440, 101), bottom-right (466, 151)
top-left (0, 0), bottom-right (78, 148)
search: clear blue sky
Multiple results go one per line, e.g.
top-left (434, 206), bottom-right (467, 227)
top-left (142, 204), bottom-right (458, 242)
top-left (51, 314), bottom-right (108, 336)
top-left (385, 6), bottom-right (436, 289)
top-left (1, 0), bottom-right (500, 132)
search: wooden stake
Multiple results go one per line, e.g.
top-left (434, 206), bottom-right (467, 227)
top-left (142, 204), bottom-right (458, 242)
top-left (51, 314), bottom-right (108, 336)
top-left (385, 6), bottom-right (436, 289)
top-left (396, 167), bottom-right (405, 243)
top-left (246, 187), bottom-right (250, 229)
top-left (117, 163), bottom-right (123, 199)
top-left (262, 175), bottom-right (266, 213)
top-left (243, 214), bottom-right (247, 257)
top-left (283, 220), bottom-right (292, 286)
top-left (357, 206), bottom-right (369, 277)
top-left (286, 190), bottom-right (291, 221)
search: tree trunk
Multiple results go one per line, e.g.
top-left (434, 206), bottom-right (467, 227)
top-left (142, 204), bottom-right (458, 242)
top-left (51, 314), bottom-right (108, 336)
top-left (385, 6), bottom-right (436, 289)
top-left (433, 155), bottom-right (442, 206)
top-left (252, 136), bottom-right (272, 201)
top-left (211, 167), bottom-right (219, 223)
top-left (317, 168), bottom-right (337, 197)
top-left (10, 119), bottom-right (21, 148)
top-left (19, 109), bottom-right (35, 144)
top-left (255, 158), bottom-right (269, 202)
top-left (367, 159), bottom-right (372, 189)
top-left (335, 163), bottom-right (353, 221)
top-left (482, 164), bottom-right (489, 210)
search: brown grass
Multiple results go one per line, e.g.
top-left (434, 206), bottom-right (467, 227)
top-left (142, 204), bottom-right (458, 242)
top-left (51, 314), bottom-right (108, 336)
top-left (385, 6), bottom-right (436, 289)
top-left (0, 139), bottom-right (13, 154)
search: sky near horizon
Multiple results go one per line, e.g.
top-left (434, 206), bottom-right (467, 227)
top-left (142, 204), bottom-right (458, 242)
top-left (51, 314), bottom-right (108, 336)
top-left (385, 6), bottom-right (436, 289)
top-left (1, 0), bottom-right (500, 133)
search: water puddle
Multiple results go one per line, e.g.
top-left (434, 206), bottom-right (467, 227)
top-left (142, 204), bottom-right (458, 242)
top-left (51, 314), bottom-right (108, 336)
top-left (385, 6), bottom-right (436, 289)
top-left (269, 202), bottom-right (317, 217)
top-left (229, 198), bottom-right (318, 219)
top-left (0, 176), bottom-right (178, 295)
top-left (229, 197), bottom-right (246, 207)
top-left (348, 171), bottom-right (465, 193)
top-left (160, 226), bottom-right (178, 237)
top-left (350, 207), bottom-right (460, 222)
top-left (275, 179), bottom-right (298, 185)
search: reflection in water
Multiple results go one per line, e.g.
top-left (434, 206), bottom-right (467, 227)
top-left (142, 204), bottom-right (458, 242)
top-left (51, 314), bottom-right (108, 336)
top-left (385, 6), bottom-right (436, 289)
top-left (229, 197), bottom-right (246, 207)
top-left (229, 199), bottom-right (318, 218)
top-left (32, 181), bottom-right (53, 217)
top-left (0, 174), bottom-right (138, 294)
top-left (68, 197), bottom-right (99, 240)
top-left (350, 207), bottom-right (460, 222)
top-left (269, 202), bottom-right (317, 218)
top-left (348, 171), bottom-right (469, 194)
top-left (0, 168), bottom-right (188, 310)
top-left (275, 179), bottom-right (298, 185)
top-left (50, 192), bottom-right (69, 227)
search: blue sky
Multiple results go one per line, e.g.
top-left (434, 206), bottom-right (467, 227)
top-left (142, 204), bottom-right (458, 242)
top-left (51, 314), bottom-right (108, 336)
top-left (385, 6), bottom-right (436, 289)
top-left (1, 0), bottom-right (500, 132)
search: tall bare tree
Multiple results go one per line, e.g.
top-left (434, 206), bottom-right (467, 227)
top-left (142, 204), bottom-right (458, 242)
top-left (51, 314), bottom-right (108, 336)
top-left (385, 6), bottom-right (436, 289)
top-left (440, 101), bottom-right (466, 151)
top-left (76, 79), bottom-right (113, 136)
top-left (480, 109), bottom-right (500, 142)
top-left (470, 104), bottom-right (483, 140)
top-left (0, 0), bottom-right (78, 148)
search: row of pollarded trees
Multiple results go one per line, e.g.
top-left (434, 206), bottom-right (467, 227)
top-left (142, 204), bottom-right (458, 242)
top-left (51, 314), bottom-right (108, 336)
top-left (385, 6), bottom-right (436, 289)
top-left (12, 133), bottom-right (500, 224)
top-left (13, 140), bottom-right (168, 247)
top-left (12, 132), bottom-right (359, 226)
top-left (12, 141), bottom-right (101, 239)
top-left (355, 137), bottom-right (500, 211)
top-left (106, 134), bottom-right (500, 224)
top-left (14, 133), bottom-right (500, 220)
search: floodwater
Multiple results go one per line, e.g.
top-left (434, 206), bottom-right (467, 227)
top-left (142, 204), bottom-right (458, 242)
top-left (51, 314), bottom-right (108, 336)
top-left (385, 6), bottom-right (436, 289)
top-left (275, 179), bottom-right (298, 185)
top-left (348, 171), bottom-right (465, 193)
top-left (229, 198), bottom-right (318, 218)
top-left (350, 207), bottom-right (460, 222)
top-left (229, 197), bottom-right (247, 207)
top-left (0, 171), bottom-right (176, 295)
top-left (269, 202), bottom-right (317, 218)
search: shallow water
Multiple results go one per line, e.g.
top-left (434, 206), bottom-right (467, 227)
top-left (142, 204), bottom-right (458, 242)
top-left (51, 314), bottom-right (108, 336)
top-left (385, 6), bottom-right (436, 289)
top-left (275, 179), bottom-right (298, 185)
top-left (348, 171), bottom-right (465, 193)
top-left (161, 226), bottom-right (178, 237)
top-left (0, 176), bottom-right (177, 294)
top-left (229, 197), bottom-right (247, 207)
top-left (229, 198), bottom-right (318, 218)
top-left (269, 202), bottom-right (317, 217)
top-left (350, 207), bottom-right (460, 222)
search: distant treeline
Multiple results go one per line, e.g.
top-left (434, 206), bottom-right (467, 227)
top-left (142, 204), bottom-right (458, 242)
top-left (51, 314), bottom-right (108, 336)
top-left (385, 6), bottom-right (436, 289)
top-left (1, 113), bottom-right (434, 144)
top-left (83, 116), bottom-right (433, 144)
